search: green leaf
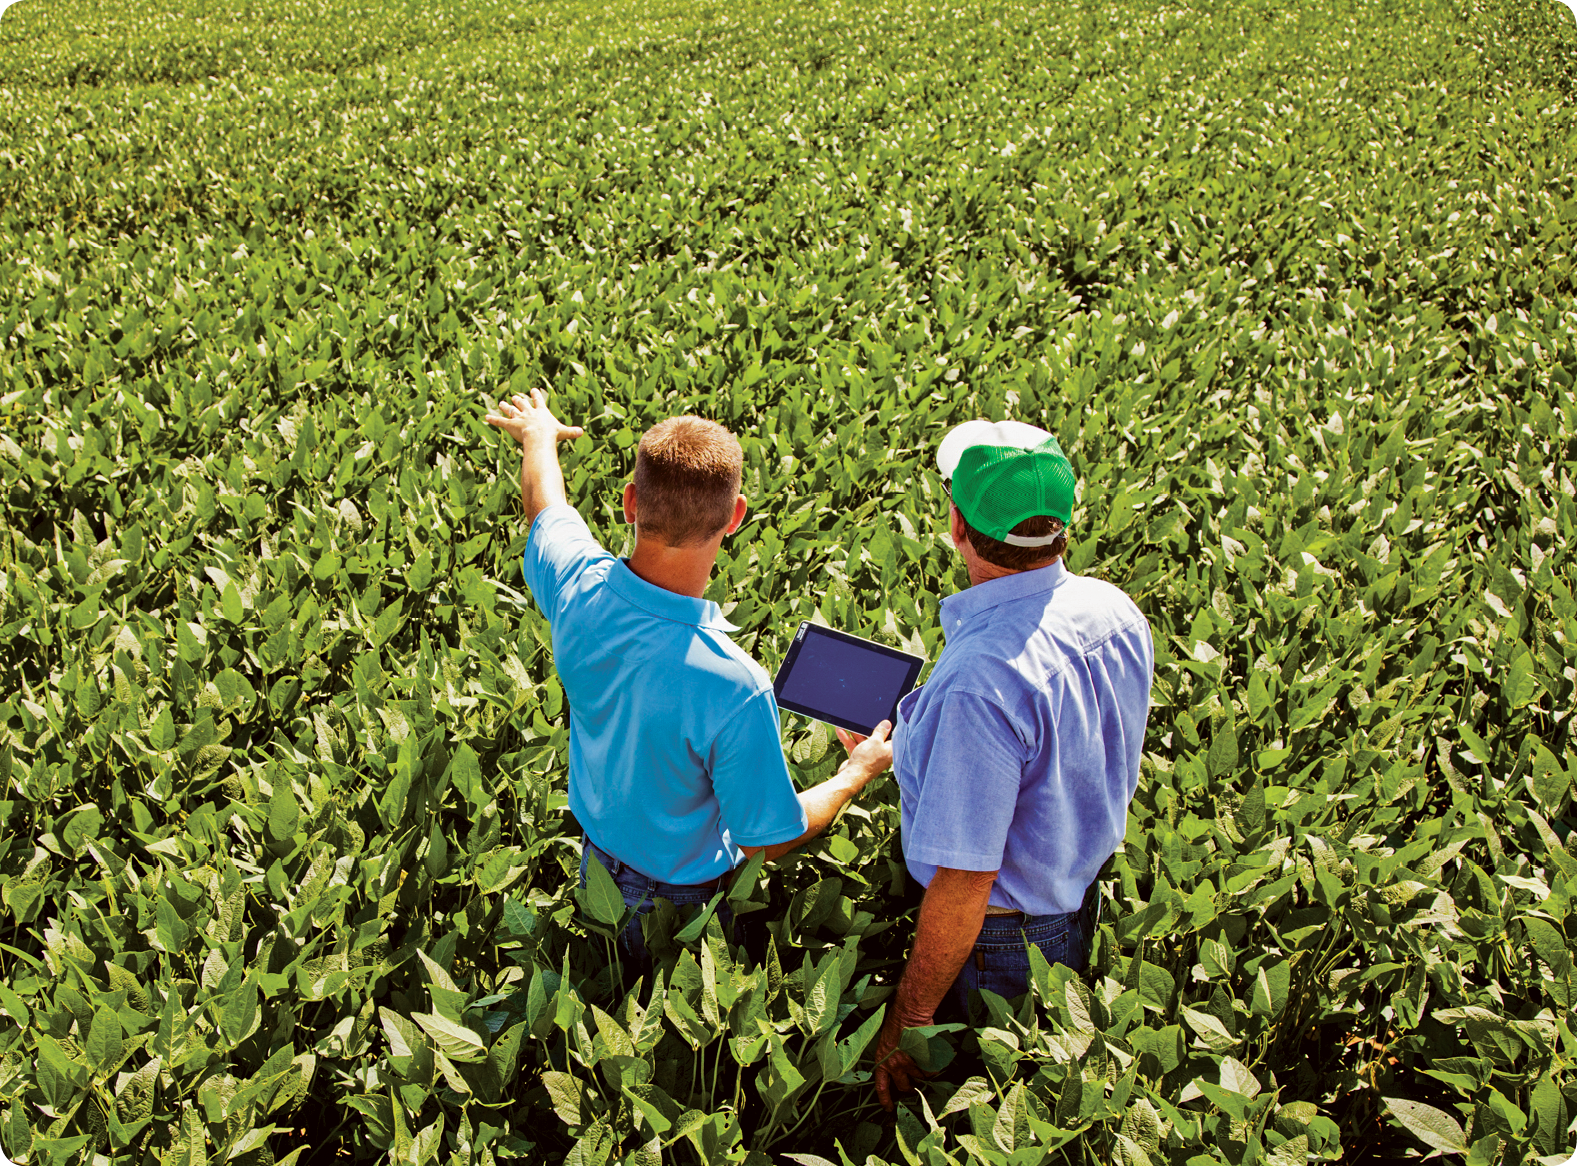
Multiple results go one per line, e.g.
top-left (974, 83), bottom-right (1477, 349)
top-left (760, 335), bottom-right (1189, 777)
top-left (85, 1007), bottom-right (123, 1072)
top-left (409, 550), bottom-right (434, 592)
top-left (6, 1100), bottom-right (33, 1160)
top-left (155, 897), bottom-right (190, 953)
top-left (424, 819), bottom-right (449, 878)
top-left (1181, 1007), bottom-right (1236, 1051)
top-left (1266, 1134), bottom-right (1308, 1166)
top-left (1206, 717), bottom-right (1239, 779)
top-left (578, 850), bottom-right (627, 927)
top-left (411, 1011), bottom-right (487, 1062)
top-left (373, 597), bottom-right (405, 645)
top-left (61, 805), bottom-right (104, 853)
top-left (1245, 672), bottom-right (1272, 720)
top-left (0, 980), bottom-right (32, 1030)
top-left (267, 781), bottom-right (300, 843)
top-left (150, 706), bottom-right (178, 752)
top-left (1218, 1056), bottom-right (1260, 1097)
top-left (542, 1070), bottom-right (586, 1124)
top-left (447, 744), bottom-right (484, 810)
top-left (222, 581), bottom-right (245, 623)
top-left (1504, 650), bottom-right (1538, 708)
top-left (621, 1086), bottom-right (672, 1135)
top-left (1251, 962), bottom-right (1288, 1018)
top-left (727, 850), bottom-right (766, 903)
top-left (222, 977), bottom-right (260, 1046)
top-left (411, 1114), bottom-right (444, 1166)
top-left (1382, 1097), bottom-right (1468, 1154)
top-left (837, 1003), bottom-right (887, 1074)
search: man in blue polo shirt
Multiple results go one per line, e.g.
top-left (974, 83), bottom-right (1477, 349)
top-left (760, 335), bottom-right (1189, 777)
top-left (484, 389), bottom-right (893, 964)
top-left (871, 420), bottom-right (1155, 1108)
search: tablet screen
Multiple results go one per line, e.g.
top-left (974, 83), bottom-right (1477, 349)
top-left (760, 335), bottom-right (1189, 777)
top-left (773, 623), bottom-right (924, 735)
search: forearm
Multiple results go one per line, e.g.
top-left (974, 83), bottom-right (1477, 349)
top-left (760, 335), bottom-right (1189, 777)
top-left (519, 436), bottom-right (568, 524)
top-left (746, 762), bottom-right (872, 862)
top-left (892, 867), bottom-right (998, 1026)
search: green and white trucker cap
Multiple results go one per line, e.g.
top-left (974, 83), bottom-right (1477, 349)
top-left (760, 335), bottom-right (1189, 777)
top-left (937, 419), bottom-right (1076, 546)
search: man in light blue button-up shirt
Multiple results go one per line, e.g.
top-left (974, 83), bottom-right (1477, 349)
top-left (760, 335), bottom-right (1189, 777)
top-left (873, 420), bottom-right (1154, 1108)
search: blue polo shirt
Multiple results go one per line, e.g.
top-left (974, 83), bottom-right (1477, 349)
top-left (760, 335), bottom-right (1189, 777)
top-left (892, 560), bottom-right (1153, 916)
top-left (522, 505), bottom-right (807, 884)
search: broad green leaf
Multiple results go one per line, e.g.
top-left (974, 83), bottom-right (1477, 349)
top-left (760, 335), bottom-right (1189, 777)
top-left (409, 550), bottom-right (434, 592)
top-left (1180, 1007), bottom-right (1236, 1052)
top-left (1503, 650), bottom-right (1537, 708)
top-left (86, 1007), bottom-right (124, 1072)
top-left (150, 706), bottom-right (178, 752)
top-left (1206, 718), bottom-right (1239, 779)
top-left (267, 781), bottom-right (300, 843)
top-left (1218, 1056), bottom-right (1260, 1097)
top-left (222, 978), bottom-right (260, 1046)
top-left (542, 1070), bottom-right (586, 1125)
top-left (411, 1011), bottom-right (487, 1062)
top-left (579, 850), bottom-right (627, 926)
top-left (1382, 1097), bottom-right (1468, 1154)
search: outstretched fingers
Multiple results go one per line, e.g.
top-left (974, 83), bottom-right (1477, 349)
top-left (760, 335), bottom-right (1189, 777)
top-left (834, 726), bottom-right (867, 753)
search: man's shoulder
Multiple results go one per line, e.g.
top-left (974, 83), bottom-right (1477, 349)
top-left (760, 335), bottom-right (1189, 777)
top-left (529, 504), bottom-right (604, 553)
top-left (1052, 571), bottom-right (1149, 642)
top-left (690, 628), bottom-right (774, 697)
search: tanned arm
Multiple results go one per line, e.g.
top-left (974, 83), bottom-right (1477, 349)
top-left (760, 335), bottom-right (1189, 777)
top-left (872, 865), bottom-right (999, 1110)
top-left (739, 721), bottom-right (894, 862)
top-left (483, 388), bottom-right (585, 525)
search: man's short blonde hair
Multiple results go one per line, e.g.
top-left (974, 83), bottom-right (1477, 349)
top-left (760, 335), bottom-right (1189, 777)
top-left (633, 416), bottom-right (743, 546)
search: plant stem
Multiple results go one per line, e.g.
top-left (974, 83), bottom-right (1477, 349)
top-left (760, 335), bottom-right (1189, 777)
top-left (762, 1078), bottom-right (829, 1149)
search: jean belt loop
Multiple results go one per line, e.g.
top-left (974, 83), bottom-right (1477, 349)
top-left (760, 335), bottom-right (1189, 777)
top-left (599, 842), bottom-right (623, 877)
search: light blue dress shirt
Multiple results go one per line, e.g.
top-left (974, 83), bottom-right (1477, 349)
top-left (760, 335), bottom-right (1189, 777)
top-left (523, 505), bottom-right (808, 884)
top-left (892, 559), bottom-right (1154, 916)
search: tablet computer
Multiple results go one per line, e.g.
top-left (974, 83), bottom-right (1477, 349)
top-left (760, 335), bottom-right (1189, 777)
top-left (773, 621), bottom-right (924, 736)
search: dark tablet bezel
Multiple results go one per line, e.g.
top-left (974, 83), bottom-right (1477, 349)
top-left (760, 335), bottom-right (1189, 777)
top-left (772, 621), bottom-right (925, 736)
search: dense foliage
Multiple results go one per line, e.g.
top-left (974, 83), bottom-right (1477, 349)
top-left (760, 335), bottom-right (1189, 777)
top-left (3, 0), bottom-right (1577, 1161)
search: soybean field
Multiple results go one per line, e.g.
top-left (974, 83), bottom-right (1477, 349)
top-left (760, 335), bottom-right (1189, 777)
top-left (2, 0), bottom-right (1577, 1161)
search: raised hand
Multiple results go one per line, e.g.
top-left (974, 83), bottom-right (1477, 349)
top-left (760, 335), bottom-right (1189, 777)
top-left (484, 388), bottom-right (584, 448)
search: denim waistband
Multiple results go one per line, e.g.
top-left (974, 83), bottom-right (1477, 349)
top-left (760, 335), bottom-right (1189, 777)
top-left (583, 836), bottom-right (728, 892)
top-left (977, 909), bottom-right (1074, 932)
top-left (977, 879), bottom-right (1102, 933)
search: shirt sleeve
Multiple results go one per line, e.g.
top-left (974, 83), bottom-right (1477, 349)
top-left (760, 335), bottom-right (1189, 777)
top-left (902, 689), bottom-right (1026, 871)
top-left (709, 690), bottom-right (808, 847)
top-left (521, 504), bottom-right (609, 623)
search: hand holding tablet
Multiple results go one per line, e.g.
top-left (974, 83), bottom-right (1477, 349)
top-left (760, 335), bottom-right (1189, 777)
top-left (773, 622), bottom-right (924, 736)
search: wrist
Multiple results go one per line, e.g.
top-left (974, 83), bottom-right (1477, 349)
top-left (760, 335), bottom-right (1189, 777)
top-left (893, 993), bottom-right (935, 1030)
top-left (521, 427), bottom-right (561, 454)
top-left (837, 758), bottom-right (880, 792)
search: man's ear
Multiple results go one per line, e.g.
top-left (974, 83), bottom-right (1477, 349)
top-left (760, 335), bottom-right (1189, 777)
top-left (724, 494), bottom-right (748, 535)
top-left (623, 482), bottom-right (637, 525)
top-left (948, 502), bottom-right (970, 550)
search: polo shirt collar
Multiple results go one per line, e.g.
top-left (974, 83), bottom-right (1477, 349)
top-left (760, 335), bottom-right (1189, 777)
top-left (607, 559), bottom-right (739, 632)
top-left (939, 559), bottom-right (1067, 636)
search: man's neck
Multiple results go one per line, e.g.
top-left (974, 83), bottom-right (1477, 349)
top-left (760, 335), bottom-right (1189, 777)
top-left (965, 554), bottom-right (1060, 588)
top-left (625, 537), bottom-right (721, 600)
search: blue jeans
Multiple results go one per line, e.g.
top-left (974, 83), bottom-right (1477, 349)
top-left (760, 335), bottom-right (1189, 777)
top-left (946, 891), bottom-right (1098, 1018)
top-left (578, 836), bottom-right (735, 966)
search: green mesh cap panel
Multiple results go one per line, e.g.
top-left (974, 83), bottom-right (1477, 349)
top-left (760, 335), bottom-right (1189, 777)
top-left (952, 436), bottom-right (1076, 539)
